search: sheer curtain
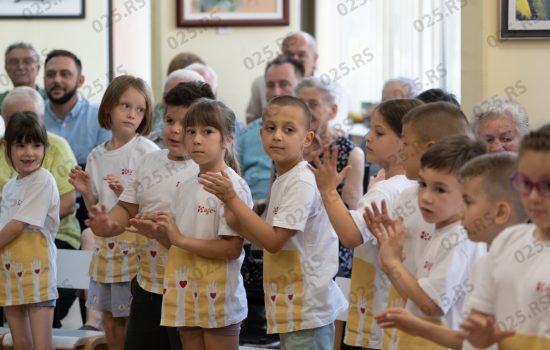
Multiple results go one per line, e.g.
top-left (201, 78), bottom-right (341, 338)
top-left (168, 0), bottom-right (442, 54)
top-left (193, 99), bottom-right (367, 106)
top-left (315, 0), bottom-right (461, 113)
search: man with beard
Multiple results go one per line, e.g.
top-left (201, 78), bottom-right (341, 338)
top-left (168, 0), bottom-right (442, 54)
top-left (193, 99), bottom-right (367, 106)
top-left (0, 42), bottom-right (48, 108)
top-left (43, 49), bottom-right (111, 166)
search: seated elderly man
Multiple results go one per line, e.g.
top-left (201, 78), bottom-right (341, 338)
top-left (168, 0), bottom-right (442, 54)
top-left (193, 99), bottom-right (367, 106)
top-left (381, 76), bottom-right (417, 101)
top-left (0, 87), bottom-right (83, 327)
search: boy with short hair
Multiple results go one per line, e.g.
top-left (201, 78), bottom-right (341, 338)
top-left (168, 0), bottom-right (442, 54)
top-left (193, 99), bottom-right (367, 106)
top-left (373, 152), bottom-right (528, 349)
top-left (371, 135), bottom-right (486, 349)
top-left (200, 95), bottom-right (348, 350)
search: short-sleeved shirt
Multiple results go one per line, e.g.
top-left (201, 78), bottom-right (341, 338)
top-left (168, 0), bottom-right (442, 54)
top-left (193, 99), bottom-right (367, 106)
top-left (468, 224), bottom-right (550, 349)
top-left (344, 175), bottom-right (415, 348)
top-left (0, 168), bottom-right (59, 306)
top-left (45, 95), bottom-right (111, 165)
top-left (161, 167), bottom-right (253, 328)
top-left (119, 149), bottom-right (199, 294)
top-left (263, 161), bottom-right (348, 334)
top-left (0, 132), bottom-right (80, 248)
top-left (86, 136), bottom-right (159, 283)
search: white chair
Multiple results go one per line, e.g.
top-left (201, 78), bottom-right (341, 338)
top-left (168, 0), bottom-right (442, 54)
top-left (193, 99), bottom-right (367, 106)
top-left (2, 250), bottom-right (107, 350)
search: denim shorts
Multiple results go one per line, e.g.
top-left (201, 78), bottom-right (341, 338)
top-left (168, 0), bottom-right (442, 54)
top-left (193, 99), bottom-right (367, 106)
top-left (279, 323), bottom-right (335, 350)
top-left (30, 299), bottom-right (57, 308)
top-left (86, 279), bottom-right (132, 317)
top-left (179, 322), bottom-right (242, 336)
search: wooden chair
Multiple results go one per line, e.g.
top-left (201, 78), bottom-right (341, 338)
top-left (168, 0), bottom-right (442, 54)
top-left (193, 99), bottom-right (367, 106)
top-left (334, 277), bottom-right (351, 350)
top-left (2, 250), bottom-right (107, 350)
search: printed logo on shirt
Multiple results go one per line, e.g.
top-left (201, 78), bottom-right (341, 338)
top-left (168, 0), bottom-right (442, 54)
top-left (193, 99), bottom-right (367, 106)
top-left (420, 231), bottom-right (432, 241)
top-left (536, 281), bottom-right (550, 295)
top-left (121, 168), bottom-right (134, 176)
top-left (176, 181), bottom-right (181, 188)
top-left (423, 261), bottom-right (433, 271)
top-left (273, 206), bottom-right (279, 215)
top-left (197, 205), bottom-right (216, 215)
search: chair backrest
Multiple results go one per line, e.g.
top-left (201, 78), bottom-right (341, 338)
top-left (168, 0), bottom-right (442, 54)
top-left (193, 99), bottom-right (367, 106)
top-left (56, 249), bottom-right (92, 290)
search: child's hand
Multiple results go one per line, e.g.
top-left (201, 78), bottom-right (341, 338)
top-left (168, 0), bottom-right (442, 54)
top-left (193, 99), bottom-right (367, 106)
top-left (363, 200), bottom-right (392, 241)
top-left (199, 170), bottom-right (237, 203)
top-left (459, 313), bottom-right (515, 348)
top-left (68, 165), bottom-right (92, 194)
top-left (368, 168), bottom-right (386, 190)
top-left (310, 144), bottom-right (351, 193)
top-left (374, 307), bottom-right (424, 336)
top-left (128, 212), bottom-right (164, 239)
top-left (372, 217), bottom-right (405, 271)
top-left (105, 173), bottom-right (124, 197)
top-left (151, 211), bottom-right (181, 244)
top-left (86, 204), bottom-right (117, 236)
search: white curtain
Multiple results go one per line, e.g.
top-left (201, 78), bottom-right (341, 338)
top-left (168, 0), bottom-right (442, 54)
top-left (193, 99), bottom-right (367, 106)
top-left (315, 0), bottom-right (461, 112)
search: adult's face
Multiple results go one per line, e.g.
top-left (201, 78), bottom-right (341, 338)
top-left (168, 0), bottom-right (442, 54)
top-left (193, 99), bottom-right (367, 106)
top-left (265, 63), bottom-right (300, 101)
top-left (282, 34), bottom-right (317, 77)
top-left (5, 48), bottom-right (40, 88)
top-left (44, 56), bottom-right (83, 104)
top-left (477, 114), bottom-right (521, 153)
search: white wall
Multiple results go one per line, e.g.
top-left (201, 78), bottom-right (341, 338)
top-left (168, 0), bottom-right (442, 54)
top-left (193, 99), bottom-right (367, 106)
top-left (0, 0), bottom-right (110, 104)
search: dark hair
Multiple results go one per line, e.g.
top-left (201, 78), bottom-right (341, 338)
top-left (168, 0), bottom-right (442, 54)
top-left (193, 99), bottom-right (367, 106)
top-left (4, 111), bottom-right (48, 169)
top-left (403, 102), bottom-right (470, 142)
top-left (416, 88), bottom-right (460, 107)
top-left (518, 123), bottom-right (550, 156)
top-left (98, 75), bottom-right (153, 136)
top-left (167, 52), bottom-right (206, 75)
top-left (375, 98), bottom-right (424, 136)
top-left (265, 55), bottom-right (305, 80)
top-left (184, 98), bottom-right (240, 174)
top-left (421, 134), bottom-right (486, 174)
top-left (164, 81), bottom-right (214, 108)
top-left (264, 95), bottom-right (312, 130)
top-left (45, 49), bottom-right (82, 73)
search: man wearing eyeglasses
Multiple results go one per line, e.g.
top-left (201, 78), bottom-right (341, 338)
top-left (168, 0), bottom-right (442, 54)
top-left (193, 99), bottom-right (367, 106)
top-left (0, 42), bottom-right (47, 108)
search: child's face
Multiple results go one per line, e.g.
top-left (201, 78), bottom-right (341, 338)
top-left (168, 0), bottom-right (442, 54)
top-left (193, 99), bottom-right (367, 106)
top-left (297, 87), bottom-right (335, 134)
top-left (10, 141), bottom-right (44, 177)
top-left (517, 150), bottom-right (550, 231)
top-left (365, 110), bottom-right (403, 166)
top-left (162, 105), bottom-right (188, 160)
top-left (260, 104), bottom-right (313, 174)
top-left (461, 176), bottom-right (499, 243)
top-left (418, 167), bottom-right (463, 228)
top-left (110, 87), bottom-right (146, 137)
top-left (401, 123), bottom-right (431, 180)
top-left (184, 124), bottom-right (228, 171)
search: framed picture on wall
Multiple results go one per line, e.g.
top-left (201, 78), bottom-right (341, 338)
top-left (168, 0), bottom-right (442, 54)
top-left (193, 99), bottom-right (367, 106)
top-left (0, 0), bottom-right (85, 19)
top-left (177, 0), bottom-right (289, 27)
top-left (500, 0), bottom-right (550, 38)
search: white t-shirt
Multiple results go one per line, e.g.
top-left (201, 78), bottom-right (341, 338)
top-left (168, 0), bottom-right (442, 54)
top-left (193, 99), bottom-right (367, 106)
top-left (392, 185), bottom-right (436, 276)
top-left (468, 224), bottom-right (550, 348)
top-left (345, 175), bottom-right (416, 348)
top-left (161, 167), bottom-right (253, 328)
top-left (406, 221), bottom-right (486, 330)
top-left (0, 168), bottom-right (59, 305)
top-left (119, 149), bottom-right (199, 294)
top-left (86, 135), bottom-right (159, 210)
top-left (263, 160), bottom-right (348, 334)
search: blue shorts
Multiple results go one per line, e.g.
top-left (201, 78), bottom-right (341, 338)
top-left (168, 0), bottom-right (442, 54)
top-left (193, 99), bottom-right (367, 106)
top-left (279, 323), bottom-right (335, 350)
top-left (31, 299), bottom-right (56, 308)
top-left (86, 279), bottom-right (132, 317)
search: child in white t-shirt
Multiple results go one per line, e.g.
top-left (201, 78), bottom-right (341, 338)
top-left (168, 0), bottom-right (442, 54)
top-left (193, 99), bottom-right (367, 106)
top-left (0, 112), bottom-right (60, 349)
top-left (200, 96), bottom-right (348, 350)
top-left (312, 98), bottom-right (421, 349)
top-left (374, 152), bottom-right (529, 350)
top-left (132, 98), bottom-right (252, 350)
top-left (460, 125), bottom-right (550, 349)
top-left (69, 75), bottom-right (158, 349)
top-left (371, 135), bottom-right (486, 350)
top-left (84, 82), bottom-right (214, 349)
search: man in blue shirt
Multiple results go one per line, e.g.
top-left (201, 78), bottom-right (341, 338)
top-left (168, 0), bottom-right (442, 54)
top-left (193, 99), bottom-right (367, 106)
top-left (43, 49), bottom-right (111, 166)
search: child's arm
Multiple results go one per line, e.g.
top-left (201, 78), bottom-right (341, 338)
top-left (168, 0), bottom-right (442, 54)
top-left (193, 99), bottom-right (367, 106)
top-left (153, 211), bottom-right (244, 259)
top-left (373, 219), bottom-right (443, 317)
top-left (0, 220), bottom-right (28, 249)
top-left (199, 171), bottom-right (294, 254)
top-left (68, 165), bottom-right (97, 210)
top-left (340, 146), bottom-right (364, 210)
top-left (459, 310), bottom-right (515, 348)
top-left (87, 201), bottom-right (139, 237)
top-left (375, 308), bottom-right (463, 349)
top-left (310, 145), bottom-right (363, 248)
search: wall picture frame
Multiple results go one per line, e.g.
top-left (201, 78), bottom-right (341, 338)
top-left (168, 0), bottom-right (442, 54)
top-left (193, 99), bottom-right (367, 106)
top-left (500, 0), bottom-right (550, 38)
top-left (0, 0), bottom-right (85, 19)
top-left (177, 0), bottom-right (289, 27)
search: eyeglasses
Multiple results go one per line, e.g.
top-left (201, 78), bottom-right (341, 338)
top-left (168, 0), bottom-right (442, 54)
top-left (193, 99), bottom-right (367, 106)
top-left (510, 173), bottom-right (550, 198)
top-left (6, 57), bottom-right (38, 67)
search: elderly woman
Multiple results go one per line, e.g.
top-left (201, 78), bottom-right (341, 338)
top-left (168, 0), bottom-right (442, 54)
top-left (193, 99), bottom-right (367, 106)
top-left (472, 97), bottom-right (529, 152)
top-left (296, 77), bottom-right (365, 277)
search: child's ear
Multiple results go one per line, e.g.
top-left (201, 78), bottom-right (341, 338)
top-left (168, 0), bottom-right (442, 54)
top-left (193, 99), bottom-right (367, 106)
top-left (303, 130), bottom-right (315, 147)
top-left (223, 135), bottom-right (234, 149)
top-left (494, 201), bottom-right (512, 226)
top-left (329, 103), bottom-right (338, 120)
